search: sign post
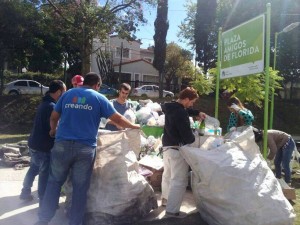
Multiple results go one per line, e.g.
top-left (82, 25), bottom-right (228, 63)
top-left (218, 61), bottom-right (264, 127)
top-left (220, 14), bottom-right (265, 79)
top-left (215, 4), bottom-right (271, 158)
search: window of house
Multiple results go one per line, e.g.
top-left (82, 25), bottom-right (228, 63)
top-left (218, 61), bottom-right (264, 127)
top-left (143, 75), bottom-right (159, 83)
top-left (116, 47), bottom-right (130, 59)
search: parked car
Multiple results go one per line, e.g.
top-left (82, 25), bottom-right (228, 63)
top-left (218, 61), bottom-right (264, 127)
top-left (99, 84), bottom-right (118, 97)
top-left (3, 80), bottom-right (49, 95)
top-left (132, 85), bottom-right (174, 98)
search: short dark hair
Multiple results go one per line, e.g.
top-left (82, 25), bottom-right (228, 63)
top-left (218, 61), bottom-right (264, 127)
top-left (119, 83), bottom-right (131, 91)
top-left (83, 72), bottom-right (102, 86)
top-left (49, 80), bottom-right (65, 93)
top-left (179, 87), bottom-right (198, 100)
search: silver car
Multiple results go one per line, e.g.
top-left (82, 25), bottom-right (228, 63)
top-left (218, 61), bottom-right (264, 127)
top-left (3, 80), bottom-right (49, 95)
top-left (132, 85), bottom-right (174, 98)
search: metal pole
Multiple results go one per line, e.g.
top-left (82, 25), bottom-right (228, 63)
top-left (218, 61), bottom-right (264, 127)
top-left (263, 3), bottom-right (271, 159)
top-left (215, 27), bottom-right (222, 119)
top-left (269, 32), bottom-right (278, 129)
top-left (118, 42), bottom-right (123, 86)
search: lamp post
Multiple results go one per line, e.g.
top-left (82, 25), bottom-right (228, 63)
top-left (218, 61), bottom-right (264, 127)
top-left (269, 22), bottom-right (300, 129)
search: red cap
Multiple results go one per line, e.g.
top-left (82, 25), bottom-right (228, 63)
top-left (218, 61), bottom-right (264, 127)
top-left (72, 75), bottom-right (84, 86)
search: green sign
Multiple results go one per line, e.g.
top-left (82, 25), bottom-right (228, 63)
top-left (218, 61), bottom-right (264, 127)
top-left (220, 15), bottom-right (265, 79)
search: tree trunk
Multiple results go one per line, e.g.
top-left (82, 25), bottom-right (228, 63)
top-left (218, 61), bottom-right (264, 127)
top-left (81, 36), bottom-right (92, 76)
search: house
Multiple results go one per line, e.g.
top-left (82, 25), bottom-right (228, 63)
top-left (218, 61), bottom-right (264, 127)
top-left (91, 35), bottom-right (160, 88)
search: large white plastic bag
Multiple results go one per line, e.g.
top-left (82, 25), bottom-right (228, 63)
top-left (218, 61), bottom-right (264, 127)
top-left (84, 129), bottom-right (157, 225)
top-left (180, 127), bottom-right (295, 225)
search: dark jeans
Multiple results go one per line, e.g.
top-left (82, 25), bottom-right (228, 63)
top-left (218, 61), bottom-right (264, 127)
top-left (38, 140), bottom-right (96, 225)
top-left (274, 138), bottom-right (295, 183)
top-left (21, 148), bottom-right (50, 202)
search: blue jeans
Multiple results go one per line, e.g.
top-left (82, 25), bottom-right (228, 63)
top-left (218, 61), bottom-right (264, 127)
top-left (21, 148), bottom-right (50, 201)
top-left (38, 140), bottom-right (96, 225)
top-left (274, 138), bottom-right (295, 183)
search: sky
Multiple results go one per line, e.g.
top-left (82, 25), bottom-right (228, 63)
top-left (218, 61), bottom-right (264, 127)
top-left (135, 0), bottom-right (194, 50)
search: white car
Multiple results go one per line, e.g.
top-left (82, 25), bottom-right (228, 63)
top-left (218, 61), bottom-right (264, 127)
top-left (3, 80), bottom-right (49, 95)
top-left (132, 85), bottom-right (174, 98)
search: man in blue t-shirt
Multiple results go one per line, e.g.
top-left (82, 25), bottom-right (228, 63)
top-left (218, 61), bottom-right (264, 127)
top-left (35, 72), bottom-right (140, 225)
top-left (105, 83), bottom-right (133, 131)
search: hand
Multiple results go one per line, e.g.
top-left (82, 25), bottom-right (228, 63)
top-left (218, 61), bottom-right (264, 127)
top-left (230, 103), bottom-right (241, 112)
top-left (49, 129), bottom-right (56, 138)
top-left (199, 112), bottom-right (206, 120)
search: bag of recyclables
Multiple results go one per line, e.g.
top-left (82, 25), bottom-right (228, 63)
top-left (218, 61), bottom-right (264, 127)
top-left (180, 126), bottom-right (295, 225)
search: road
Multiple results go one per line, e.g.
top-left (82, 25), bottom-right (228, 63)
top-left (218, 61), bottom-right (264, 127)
top-left (0, 166), bottom-right (208, 225)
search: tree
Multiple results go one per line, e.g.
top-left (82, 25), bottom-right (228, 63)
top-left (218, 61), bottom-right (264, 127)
top-left (153, 0), bottom-right (169, 97)
top-left (178, 0), bottom-right (197, 48)
top-left (194, 0), bottom-right (217, 74)
top-left (208, 67), bottom-right (283, 107)
top-left (42, 0), bottom-right (155, 75)
top-left (191, 70), bottom-right (214, 96)
top-left (164, 43), bottom-right (193, 90)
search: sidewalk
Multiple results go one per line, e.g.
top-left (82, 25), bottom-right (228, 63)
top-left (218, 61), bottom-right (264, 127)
top-left (0, 166), bottom-right (208, 225)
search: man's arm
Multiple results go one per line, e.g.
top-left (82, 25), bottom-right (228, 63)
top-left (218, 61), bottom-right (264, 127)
top-left (109, 112), bottom-right (140, 129)
top-left (49, 111), bottom-right (61, 137)
top-left (106, 119), bottom-right (123, 130)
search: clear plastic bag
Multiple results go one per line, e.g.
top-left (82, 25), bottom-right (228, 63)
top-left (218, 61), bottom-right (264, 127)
top-left (205, 115), bottom-right (220, 129)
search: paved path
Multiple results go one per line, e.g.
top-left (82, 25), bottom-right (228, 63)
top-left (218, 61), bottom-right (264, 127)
top-left (0, 166), bottom-right (207, 225)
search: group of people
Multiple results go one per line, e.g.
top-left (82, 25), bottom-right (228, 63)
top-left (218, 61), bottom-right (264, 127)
top-left (20, 72), bottom-right (139, 225)
top-left (19, 74), bottom-right (296, 224)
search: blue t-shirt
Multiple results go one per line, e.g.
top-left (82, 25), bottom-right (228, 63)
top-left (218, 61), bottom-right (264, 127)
top-left (54, 87), bottom-right (116, 147)
top-left (105, 99), bottom-right (132, 131)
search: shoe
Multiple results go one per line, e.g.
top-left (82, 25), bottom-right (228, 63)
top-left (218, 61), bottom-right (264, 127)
top-left (19, 194), bottom-right (33, 201)
top-left (161, 198), bottom-right (167, 207)
top-left (165, 211), bottom-right (179, 216)
top-left (34, 221), bottom-right (48, 225)
top-left (164, 211), bottom-right (188, 219)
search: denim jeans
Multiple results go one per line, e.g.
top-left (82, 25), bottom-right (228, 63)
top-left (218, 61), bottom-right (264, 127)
top-left (38, 140), bottom-right (96, 225)
top-left (21, 148), bottom-right (50, 201)
top-left (274, 138), bottom-right (295, 183)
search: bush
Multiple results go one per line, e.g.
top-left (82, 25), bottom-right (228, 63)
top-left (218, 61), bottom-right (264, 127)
top-left (3, 70), bottom-right (63, 86)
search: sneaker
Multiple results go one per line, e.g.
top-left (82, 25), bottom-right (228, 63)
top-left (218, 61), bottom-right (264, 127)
top-left (164, 211), bottom-right (187, 219)
top-left (165, 211), bottom-right (179, 216)
top-left (34, 221), bottom-right (48, 225)
top-left (161, 198), bottom-right (167, 207)
top-left (19, 194), bottom-right (33, 201)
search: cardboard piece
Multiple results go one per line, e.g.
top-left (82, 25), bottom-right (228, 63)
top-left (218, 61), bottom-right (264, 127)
top-left (278, 178), bottom-right (296, 200)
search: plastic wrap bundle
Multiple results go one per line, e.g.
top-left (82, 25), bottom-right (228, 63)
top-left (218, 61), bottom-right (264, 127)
top-left (135, 107), bottom-right (153, 125)
top-left (123, 108), bottom-right (136, 124)
top-left (180, 126), bottom-right (295, 225)
top-left (83, 129), bottom-right (158, 225)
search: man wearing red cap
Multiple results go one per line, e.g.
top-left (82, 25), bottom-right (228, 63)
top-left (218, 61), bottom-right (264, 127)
top-left (71, 75), bottom-right (84, 88)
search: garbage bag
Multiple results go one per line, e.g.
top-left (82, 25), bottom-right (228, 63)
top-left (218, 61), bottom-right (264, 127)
top-left (83, 129), bottom-right (157, 225)
top-left (180, 126), bottom-right (295, 225)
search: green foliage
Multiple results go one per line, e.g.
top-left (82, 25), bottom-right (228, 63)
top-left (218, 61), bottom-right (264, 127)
top-left (208, 67), bottom-right (283, 107)
top-left (180, 0), bottom-right (300, 96)
top-left (191, 72), bottom-right (214, 95)
top-left (178, 0), bottom-right (197, 48)
top-left (194, 0), bottom-right (217, 73)
top-left (3, 71), bottom-right (63, 86)
top-left (164, 43), bottom-right (193, 88)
